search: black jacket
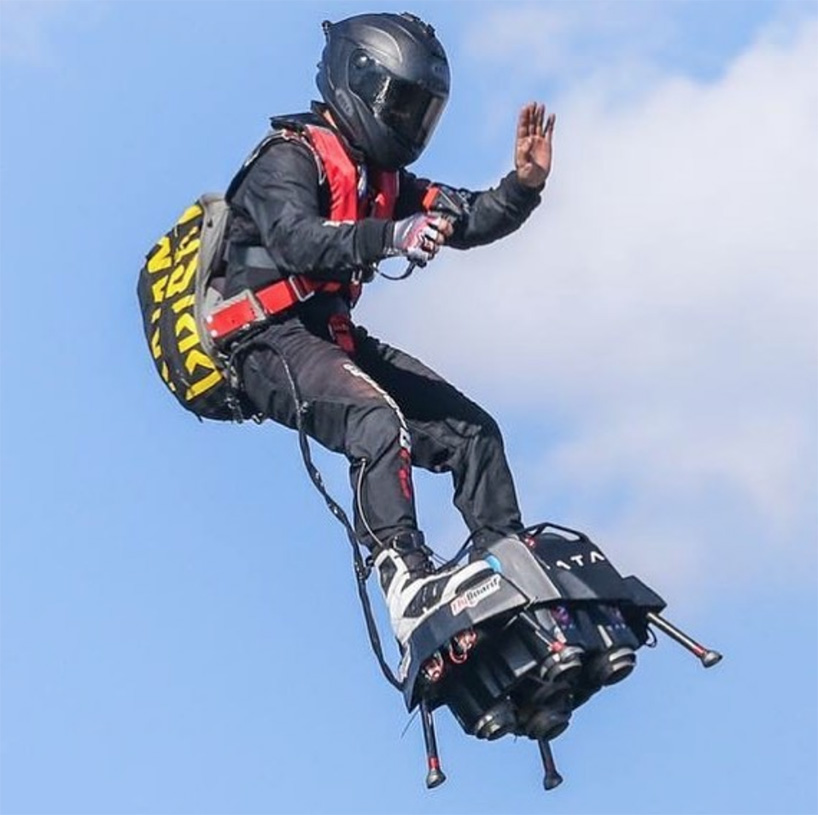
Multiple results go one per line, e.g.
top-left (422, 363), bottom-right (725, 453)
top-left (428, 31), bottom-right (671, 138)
top-left (224, 109), bottom-right (543, 299)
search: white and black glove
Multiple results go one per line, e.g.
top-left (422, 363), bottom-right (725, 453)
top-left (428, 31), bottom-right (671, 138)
top-left (385, 213), bottom-right (451, 266)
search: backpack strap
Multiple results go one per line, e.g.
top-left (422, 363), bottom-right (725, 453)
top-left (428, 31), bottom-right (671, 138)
top-left (225, 129), bottom-right (289, 202)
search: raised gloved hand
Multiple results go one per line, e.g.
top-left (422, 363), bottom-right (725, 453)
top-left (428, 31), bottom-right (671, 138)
top-left (385, 213), bottom-right (453, 266)
top-left (515, 101), bottom-right (556, 189)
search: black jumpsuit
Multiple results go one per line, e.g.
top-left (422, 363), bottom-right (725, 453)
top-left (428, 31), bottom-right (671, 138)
top-left (224, 111), bottom-right (543, 551)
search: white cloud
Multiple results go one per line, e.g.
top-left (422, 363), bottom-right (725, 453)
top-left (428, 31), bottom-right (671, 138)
top-left (358, 14), bottom-right (818, 598)
top-left (462, 1), bottom-right (673, 80)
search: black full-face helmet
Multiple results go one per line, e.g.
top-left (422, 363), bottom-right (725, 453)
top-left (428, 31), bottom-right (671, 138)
top-left (316, 12), bottom-right (450, 170)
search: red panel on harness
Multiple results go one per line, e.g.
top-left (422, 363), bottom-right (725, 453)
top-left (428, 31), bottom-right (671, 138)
top-left (205, 294), bottom-right (261, 339)
top-left (205, 277), bottom-right (346, 342)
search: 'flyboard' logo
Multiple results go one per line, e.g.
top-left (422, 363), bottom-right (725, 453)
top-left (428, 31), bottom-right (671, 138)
top-left (450, 575), bottom-right (502, 616)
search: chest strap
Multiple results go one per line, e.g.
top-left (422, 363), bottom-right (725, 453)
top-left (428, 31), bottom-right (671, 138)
top-left (205, 275), bottom-right (360, 343)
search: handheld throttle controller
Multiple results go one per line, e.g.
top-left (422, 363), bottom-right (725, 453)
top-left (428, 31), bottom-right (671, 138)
top-left (390, 184), bottom-right (470, 280)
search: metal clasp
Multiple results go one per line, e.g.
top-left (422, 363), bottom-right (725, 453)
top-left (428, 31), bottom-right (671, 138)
top-left (287, 275), bottom-right (316, 302)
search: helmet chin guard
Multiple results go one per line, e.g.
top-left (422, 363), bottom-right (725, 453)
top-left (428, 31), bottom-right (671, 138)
top-left (316, 12), bottom-right (450, 170)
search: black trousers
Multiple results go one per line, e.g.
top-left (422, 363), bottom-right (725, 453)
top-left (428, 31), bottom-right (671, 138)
top-left (239, 310), bottom-right (524, 551)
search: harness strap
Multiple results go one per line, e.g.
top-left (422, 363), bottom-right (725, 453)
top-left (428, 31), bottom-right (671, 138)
top-left (328, 313), bottom-right (356, 354)
top-left (205, 276), bottom-right (351, 342)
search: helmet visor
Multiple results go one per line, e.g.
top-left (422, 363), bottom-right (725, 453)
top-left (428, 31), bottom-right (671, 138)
top-left (349, 59), bottom-right (446, 150)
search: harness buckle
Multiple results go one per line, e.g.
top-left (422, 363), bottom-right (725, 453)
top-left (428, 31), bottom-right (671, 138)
top-left (205, 289), bottom-right (266, 341)
top-left (288, 275), bottom-right (316, 303)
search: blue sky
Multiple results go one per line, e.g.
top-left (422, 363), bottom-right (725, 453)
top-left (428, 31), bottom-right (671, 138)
top-left (1, 2), bottom-right (816, 814)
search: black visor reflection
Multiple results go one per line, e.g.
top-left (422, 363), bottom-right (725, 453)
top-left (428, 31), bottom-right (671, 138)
top-left (350, 60), bottom-right (445, 147)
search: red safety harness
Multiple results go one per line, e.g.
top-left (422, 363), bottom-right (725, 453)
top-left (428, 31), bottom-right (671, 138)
top-left (205, 125), bottom-right (398, 344)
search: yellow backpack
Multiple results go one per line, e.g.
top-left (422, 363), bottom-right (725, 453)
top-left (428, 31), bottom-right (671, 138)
top-left (137, 194), bottom-right (242, 420)
top-left (136, 132), bottom-right (282, 421)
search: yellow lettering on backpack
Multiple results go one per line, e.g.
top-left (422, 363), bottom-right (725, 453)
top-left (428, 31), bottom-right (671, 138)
top-left (150, 327), bottom-right (162, 360)
top-left (171, 295), bottom-right (196, 313)
top-left (175, 312), bottom-right (200, 354)
top-left (151, 275), bottom-right (169, 304)
top-left (165, 255), bottom-right (198, 299)
top-left (184, 348), bottom-right (216, 376)
top-left (160, 361), bottom-right (177, 392)
top-left (140, 201), bottom-right (228, 414)
top-left (177, 203), bottom-right (203, 226)
top-left (186, 370), bottom-right (222, 401)
top-left (147, 237), bottom-right (172, 274)
top-left (175, 228), bottom-right (201, 261)
top-left (182, 348), bottom-right (223, 401)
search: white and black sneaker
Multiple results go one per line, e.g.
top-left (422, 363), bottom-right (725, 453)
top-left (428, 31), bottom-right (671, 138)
top-left (374, 531), bottom-right (496, 648)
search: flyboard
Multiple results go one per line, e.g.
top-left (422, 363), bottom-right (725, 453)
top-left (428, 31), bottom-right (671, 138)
top-left (398, 522), bottom-right (722, 791)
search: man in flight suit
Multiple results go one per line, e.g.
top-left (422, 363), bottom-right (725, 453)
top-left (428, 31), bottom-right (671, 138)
top-left (223, 12), bottom-right (556, 650)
